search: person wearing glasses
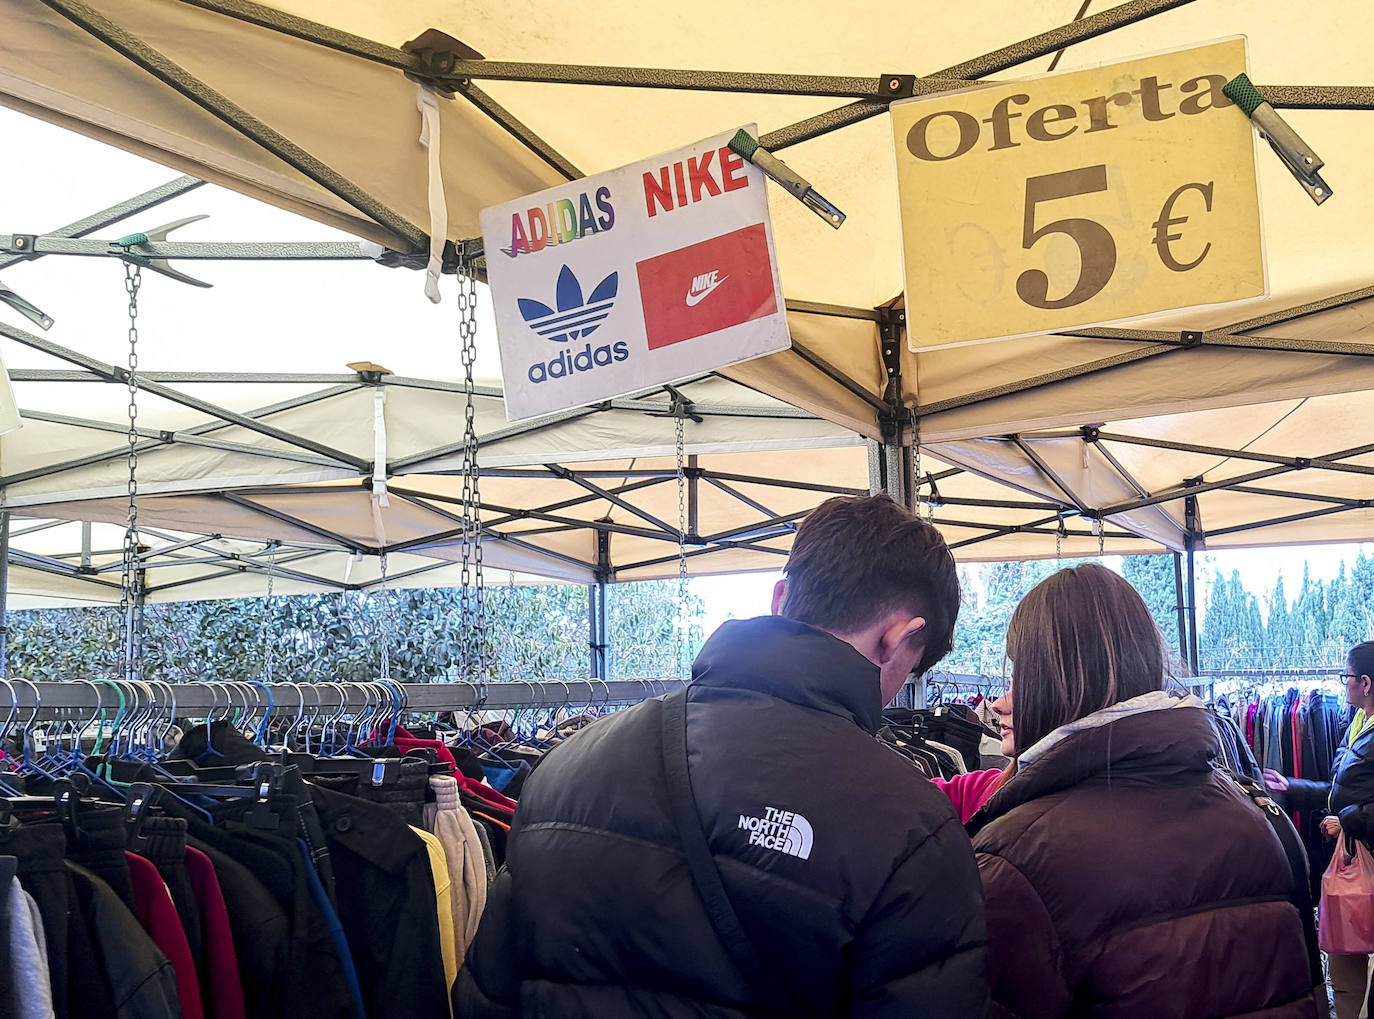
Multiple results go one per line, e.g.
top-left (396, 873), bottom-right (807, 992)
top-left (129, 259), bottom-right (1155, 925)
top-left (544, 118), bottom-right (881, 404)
top-left (1265, 641), bottom-right (1374, 1019)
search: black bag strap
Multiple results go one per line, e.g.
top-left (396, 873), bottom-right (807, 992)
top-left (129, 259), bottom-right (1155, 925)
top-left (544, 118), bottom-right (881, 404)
top-left (660, 688), bottom-right (782, 997)
top-left (1234, 774), bottom-right (1324, 989)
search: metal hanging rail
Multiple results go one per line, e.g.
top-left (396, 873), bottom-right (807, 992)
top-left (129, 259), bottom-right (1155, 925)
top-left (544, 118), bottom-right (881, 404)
top-left (0, 674), bottom-right (990, 716)
top-left (0, 679), bottom-right (683, 715)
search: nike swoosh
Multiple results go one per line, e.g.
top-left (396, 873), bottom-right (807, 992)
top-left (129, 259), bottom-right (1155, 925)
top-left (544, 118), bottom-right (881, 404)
top-left (685, 274), bottom-right (728, 307)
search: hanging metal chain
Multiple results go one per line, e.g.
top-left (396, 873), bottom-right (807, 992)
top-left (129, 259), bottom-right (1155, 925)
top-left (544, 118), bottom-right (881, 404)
top-left (256, 543), bottom-right (278, 682)
top-left (456, 255), bottom-right (487, 680)
top-left (912, 437), bottom-right (922, 515)
top-left (675, 416), bottom-right (689, 678)
top-left (119, 263), bottom-right (143, 684)
top-left (378, 553), bottom-right (396, 680)
top-left (1056, 513), bottom-right (1065, 562)
top-left (1095, 517), bottom-right (1105, 557)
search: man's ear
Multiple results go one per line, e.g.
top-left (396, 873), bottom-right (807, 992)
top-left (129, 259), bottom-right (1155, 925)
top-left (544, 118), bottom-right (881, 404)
top-left (877, 615), bottom-right (927, 666)
top-left (771, 579), bottom-right (788, 616)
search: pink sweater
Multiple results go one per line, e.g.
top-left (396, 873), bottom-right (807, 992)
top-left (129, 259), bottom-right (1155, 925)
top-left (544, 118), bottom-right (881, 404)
top-left (931, 768), bottom-right (1004, 823)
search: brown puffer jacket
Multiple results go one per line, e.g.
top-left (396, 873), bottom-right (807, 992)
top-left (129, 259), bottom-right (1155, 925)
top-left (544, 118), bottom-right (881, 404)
top-left (967, 701), bottom-right (1322, 1019)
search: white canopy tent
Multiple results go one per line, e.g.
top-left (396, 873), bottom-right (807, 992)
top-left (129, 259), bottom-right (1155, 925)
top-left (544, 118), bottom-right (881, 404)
top-left (0, 102), bottom-right (1166, 617)
top-left (0, 0), bottom-right (1372, 679)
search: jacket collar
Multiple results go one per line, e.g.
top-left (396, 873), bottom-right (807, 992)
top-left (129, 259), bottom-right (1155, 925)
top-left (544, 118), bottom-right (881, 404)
top-left (1017, 690), bottom-right (1204, 769)
top-left (968, 699), bottom-right (1218, 838)
top-left (690, 616), bottom-right (884, 733)
top-left (309, 781), bottom-right (426, 875)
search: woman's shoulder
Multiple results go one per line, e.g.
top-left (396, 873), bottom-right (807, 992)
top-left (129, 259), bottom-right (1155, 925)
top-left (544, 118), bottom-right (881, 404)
top-left (976, 770), bottom-right (1293, 912)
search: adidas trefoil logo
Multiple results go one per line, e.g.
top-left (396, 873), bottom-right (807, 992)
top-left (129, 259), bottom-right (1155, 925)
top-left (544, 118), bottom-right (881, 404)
top-left (518, 264), bottom-right (619, 343)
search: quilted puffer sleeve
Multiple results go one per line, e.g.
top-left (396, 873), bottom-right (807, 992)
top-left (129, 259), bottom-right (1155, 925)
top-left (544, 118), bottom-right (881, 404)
top-left (848, 815), bottom-right (990, 1018)
top-left (977, 851), bottom-right (1071, 1019)
top-left (1283, 777), bottom-right (1333, 813)
top-left (452, 866), bottom-right (519, 1019)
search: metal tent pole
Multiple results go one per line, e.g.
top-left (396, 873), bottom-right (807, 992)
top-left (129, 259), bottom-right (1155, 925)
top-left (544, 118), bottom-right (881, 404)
top-left (593, 530), bottom-right (611, 680)
top-left (0, 511), bottom-right (9, 676)
top-left (1185, 545), bottom-right (1201, 677)
top-left (587, 582), bottom-right (608, 680)
top-left (866, 439), bottom-right (910, 508)
top-left (1173, 552), bottom-right (1189, 665)
top-left (867, 440), bottom-right (885, 497)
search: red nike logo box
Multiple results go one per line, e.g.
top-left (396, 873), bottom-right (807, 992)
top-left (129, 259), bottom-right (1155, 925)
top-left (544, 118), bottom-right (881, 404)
top-left (635, 223), bottom-right (779, 351)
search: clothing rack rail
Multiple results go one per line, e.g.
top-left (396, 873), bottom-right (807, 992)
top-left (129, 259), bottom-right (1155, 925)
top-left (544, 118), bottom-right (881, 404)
top-left (0, 679), bottom-right (686, 716)
top-left (898, 671), bottom-right (1000, 710)
top-left (1197, 667), bottom-right (1342, 678)
top-left (0, 672), bottom-right (994, 719)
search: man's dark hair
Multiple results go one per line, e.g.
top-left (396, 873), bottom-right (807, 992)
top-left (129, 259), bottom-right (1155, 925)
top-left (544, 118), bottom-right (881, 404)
top-left (1351, 642), bottom-right (1374, 685)
top-left (779, 494), bottom-right (960, 676)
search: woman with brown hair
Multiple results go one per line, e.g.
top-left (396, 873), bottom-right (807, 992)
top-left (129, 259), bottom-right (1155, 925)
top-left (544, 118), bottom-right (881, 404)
top-left (968, 563), bottom-right (1321, 1018)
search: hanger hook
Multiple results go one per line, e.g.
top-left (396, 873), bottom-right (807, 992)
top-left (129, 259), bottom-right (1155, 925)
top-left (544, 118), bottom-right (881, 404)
top-left (300, 683), bottom-right (322, 754)
top-left (151, 679), bottom-right (178, 753)
top-left (285, 682), bottom-right (305, 748)
top-left (205, 681), bottom-right (224, 725)
top-left (12, 677), bottom-right (41, 733)
top-left (132, 680), bottom-right (158, 757)
top-left (0, 676), bottom-right (19, 747)
top-left (325, 682), bottom-right (349, 749)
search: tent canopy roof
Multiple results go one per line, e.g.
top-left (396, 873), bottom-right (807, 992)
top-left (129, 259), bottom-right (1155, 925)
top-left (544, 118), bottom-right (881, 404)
top-left (1, 0), bottom-right (1373, 607)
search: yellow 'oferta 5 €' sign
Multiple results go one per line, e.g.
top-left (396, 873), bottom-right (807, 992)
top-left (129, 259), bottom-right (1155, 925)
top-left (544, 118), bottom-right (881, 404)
top-left (891, 38), bottom-right (1266, 350)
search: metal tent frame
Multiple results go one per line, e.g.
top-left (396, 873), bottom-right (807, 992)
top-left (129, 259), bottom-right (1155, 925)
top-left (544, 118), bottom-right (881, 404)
top-left (3, 0), bottom-right (1374, 682)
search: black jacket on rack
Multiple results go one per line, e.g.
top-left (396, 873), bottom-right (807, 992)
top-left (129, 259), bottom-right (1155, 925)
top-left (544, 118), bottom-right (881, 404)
top-left (455, 615), bottom-right (989, 1018)
top-left (1287, 718), bottom-right (1374, 844)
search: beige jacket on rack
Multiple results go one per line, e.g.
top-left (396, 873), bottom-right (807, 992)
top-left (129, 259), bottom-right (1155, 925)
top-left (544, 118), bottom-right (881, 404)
top-left (425, 775), bottom-right (490, 954)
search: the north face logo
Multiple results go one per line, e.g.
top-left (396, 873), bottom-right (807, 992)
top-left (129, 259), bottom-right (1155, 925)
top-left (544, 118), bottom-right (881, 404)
top-left (738, 807), bottom-right (813, 859)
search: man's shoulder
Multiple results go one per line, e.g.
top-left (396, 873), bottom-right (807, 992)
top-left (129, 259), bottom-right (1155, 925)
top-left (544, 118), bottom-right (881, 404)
top-left (520, 699), bottom-right (663, 795)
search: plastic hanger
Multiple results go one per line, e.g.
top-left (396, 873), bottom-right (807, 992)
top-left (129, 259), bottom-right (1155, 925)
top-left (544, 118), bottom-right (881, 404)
top-left (0, 679), bottom-right (25, 795)
top-left (249, 681), bottom-right (275, 747)
top-left (196, 682), bottom-right (226, 761)
top-left (14, 679), bottom-right (62, 783)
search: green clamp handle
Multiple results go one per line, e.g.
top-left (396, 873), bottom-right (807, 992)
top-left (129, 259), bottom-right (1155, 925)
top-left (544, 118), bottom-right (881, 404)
top-left (1222, 73), bottom-right (1265, 117)
top-left (728, 129), bottom-right (760, 161)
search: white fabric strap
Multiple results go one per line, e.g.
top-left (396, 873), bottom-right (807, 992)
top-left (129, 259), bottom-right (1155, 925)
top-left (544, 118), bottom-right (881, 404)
top-left (372, 385), bottom-right (390, 509)
top-left (344, 551), bottom-right (364, 585)
top-left (370, 498), bottom-right (388, 551)
top-left (416, 83), bottom-right (447, 304)
top-left (371, 386), bottom-right (390, 549)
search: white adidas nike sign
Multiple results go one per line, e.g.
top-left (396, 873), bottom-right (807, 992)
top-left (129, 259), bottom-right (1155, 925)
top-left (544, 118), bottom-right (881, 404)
top-left (685, 270), bottom-right (728, 307)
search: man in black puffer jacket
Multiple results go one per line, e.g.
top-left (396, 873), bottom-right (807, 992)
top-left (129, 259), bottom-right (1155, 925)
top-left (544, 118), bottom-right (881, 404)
top-left (455, 495), bottom-right (989, 1018)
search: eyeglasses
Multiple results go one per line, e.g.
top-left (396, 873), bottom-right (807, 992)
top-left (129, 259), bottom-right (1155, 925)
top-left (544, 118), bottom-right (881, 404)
top-left (1343, 674), bottom-right (1360, 681)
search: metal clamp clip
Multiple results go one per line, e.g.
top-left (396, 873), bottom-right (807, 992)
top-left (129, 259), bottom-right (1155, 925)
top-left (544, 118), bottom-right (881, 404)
top-left (110, 215), bottom-right (213, 288)
top-left (1224, 74), bottom-right (1332, 206)
top-left (0, 278), bottom-right (53, 330)
top-left (728, 129), bottom-right (846, 229)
